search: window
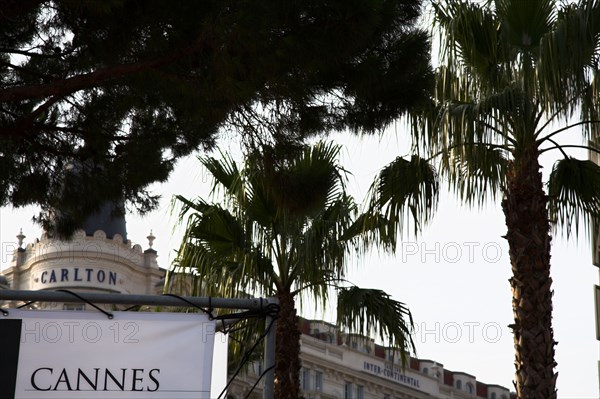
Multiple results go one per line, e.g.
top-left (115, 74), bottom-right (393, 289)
top-left (490, 393), bottom-right (497, 399)
top-left (255, 362), bottom-right (263, 376)
top-left (315, 371), bottom-right (323, 391)
top-left (466, 382), bottom-right (474, 394)
top-left (356, 385), bottom-right (364, 399)
top-left (423, 367), bottom-right (429, 375)
top-left (456, 380), bottom-right (462, 390)
top-left (301, 368), bottom-right (311, 390)
top-left (344, 382), bottom-right (353, 399)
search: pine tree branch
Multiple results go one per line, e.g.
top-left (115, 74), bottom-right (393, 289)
top-left (0, 39), bottom-right (209, 103)
top-left (0, 0), bottom-right (44, 24)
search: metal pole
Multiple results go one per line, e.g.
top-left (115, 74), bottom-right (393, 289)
top-left (0, 289), bottom-right (267, 310)
top-left (263, 297), bottom-right (278, 399)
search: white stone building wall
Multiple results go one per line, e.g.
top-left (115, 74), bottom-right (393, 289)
top-left (1, 229), bottom-right (165, 310)
top-left (227, 319), bottom-right (513, 399)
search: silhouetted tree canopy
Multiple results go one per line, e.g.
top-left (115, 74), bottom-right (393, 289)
top-left (0, 0), bottom-right (432, 235)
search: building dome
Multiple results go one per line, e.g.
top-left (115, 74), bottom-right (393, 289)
top-left (81, 201), bottom-right (127, 242)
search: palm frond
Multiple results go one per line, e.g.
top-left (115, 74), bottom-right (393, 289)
top-left (243, 141), bottom-right (348, 231)
top-left (366, 155), bottom-right (439, 243)
top-left (292, 194), bottom-right (359, 304)
top-left (548, 157), bottom-right (600, 238)
top-left (433, 0), bottom-right (514, 91)
top-left (538, 0), bottom-right (600, 116)
top-left (171, 195), bottom-right (211, 220)
top-left (496, 0), bottom-right (555, 50)
top-left (431, 67), bottom-right (520, 147)
top-left (337, 286), bottom-right (415, 366)
top-left (185, 205), bottom-right (245, 254)
top-left (200, 153), bottom-right (246, 205)
top-left (175, 201), bottom-right (278, 298)
top-left (441, 144), bottom-right (509, 205)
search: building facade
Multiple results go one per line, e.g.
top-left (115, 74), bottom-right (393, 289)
top-left (0, 209), bottom-right (165, 309)
top-left (229, 319), bottom-right (514, 399)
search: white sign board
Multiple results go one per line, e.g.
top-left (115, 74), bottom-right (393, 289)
top-left (1, 310), bottom-right (215, 399)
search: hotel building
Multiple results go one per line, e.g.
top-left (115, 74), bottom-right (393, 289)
top-left (0, 206), bottom-right (165, 309)
top-left (229, 319), bottom-right (514, 399)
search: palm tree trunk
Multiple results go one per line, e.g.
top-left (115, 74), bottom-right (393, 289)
top-left (502, 148), bottom-right (557, 399)
top-left (274, 290), bottom-right (300, 399)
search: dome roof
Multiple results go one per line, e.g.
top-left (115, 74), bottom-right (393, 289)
top-left (81, 202), bottom-right (127, 242)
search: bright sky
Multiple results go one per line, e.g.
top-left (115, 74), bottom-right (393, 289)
top-left (1, 126), bottom-right (598, 398)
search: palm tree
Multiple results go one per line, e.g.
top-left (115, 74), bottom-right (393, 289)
top-left (368, 1), bottom-right (600, 398)
top-left (172, 142), bottom-right (417, 399)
